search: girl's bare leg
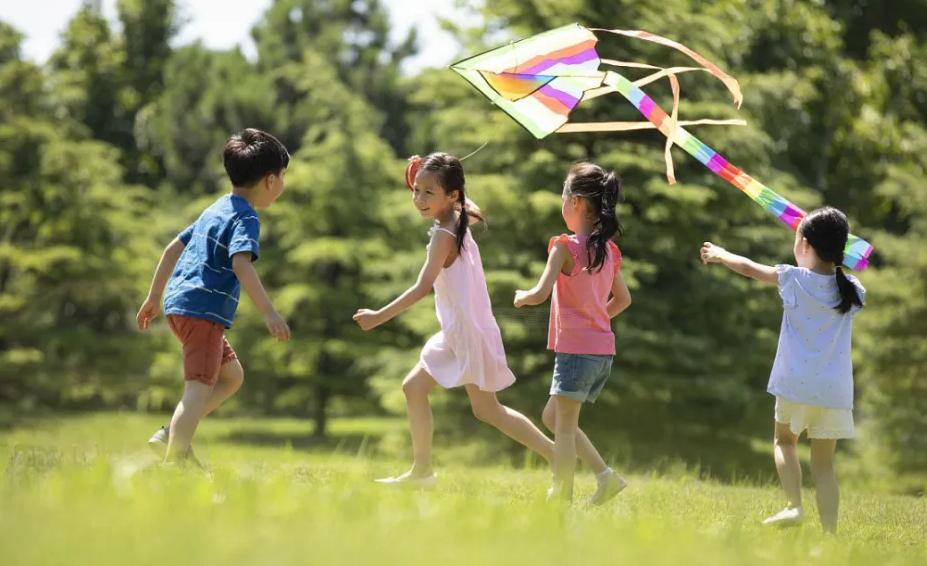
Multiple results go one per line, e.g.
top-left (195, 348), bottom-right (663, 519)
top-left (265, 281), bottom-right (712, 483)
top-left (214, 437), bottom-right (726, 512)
top-left (465, 385), bottom-right (554, 465)
top-left (395, 364), bottom-right (438, 479)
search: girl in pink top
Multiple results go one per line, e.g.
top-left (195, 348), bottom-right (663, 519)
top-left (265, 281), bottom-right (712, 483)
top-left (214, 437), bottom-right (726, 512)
top-left (353, 153), bottom-right (555, 487)
top-left (515, 162), bottom-right (632, 504)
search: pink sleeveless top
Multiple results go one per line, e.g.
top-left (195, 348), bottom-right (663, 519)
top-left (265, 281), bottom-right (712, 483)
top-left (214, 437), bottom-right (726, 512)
top-left (547, 234), bottom-right (621, 355)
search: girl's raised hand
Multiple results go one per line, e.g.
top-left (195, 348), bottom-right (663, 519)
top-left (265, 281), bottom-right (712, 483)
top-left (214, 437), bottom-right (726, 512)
top-left (353, 309), bottom-right (384, 331)
top-left (700, 242), bottom-right (727, 264)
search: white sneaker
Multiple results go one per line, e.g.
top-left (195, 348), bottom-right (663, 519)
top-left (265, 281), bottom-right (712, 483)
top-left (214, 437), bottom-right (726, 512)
top-left (546, 485), bottom-right (557, 502)
top-left (374, 473), bottom-right (437, 489)
top-left (148, 426), bottom-right (170, 458)
top-left (148, 426), bottom-right (203, 468)
top-left (588, 471), bottom-right (628, 505)
top-left (762, 506), bottom-right (804, 527)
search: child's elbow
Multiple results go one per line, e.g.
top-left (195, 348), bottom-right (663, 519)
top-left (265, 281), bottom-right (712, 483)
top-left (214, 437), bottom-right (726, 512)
top-left (412, 279), bottom-right (434, 300)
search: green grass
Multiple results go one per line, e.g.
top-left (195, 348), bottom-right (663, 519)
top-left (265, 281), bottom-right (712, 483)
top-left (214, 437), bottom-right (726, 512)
top-left (1, 414), bottom-right (925, 566)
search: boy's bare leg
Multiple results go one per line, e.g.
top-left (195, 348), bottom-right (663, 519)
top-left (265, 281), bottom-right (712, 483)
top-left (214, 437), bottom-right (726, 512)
top-left (202, 359), bottom-right (244, 417)
top-left (165, 381), bottom-right (212, 463)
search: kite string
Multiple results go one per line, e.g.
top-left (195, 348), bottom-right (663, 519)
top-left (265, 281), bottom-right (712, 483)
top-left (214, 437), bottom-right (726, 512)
top-left (460, 140), bottom-right (490, 161)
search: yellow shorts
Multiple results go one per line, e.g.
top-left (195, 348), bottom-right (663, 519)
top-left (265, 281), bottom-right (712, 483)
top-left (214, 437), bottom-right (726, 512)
top-left (775, 397), bottom-right (855, 440)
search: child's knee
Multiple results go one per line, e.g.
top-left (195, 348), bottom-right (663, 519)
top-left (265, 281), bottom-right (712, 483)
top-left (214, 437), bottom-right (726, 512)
top-left (402, 378), bottom-right (425, 399)
top-left (774, 424), bottom-right (798, 447)
top-left (181, 380), bottom-right (213, 406)
top-left (541, 404), bottom-right (556, 432)
top-left (541, 407), bottom-right (557, 432)
top-left (810, 453), bottom-right (835, 475)
top-left (471, 403), bottom-right (499, 424)
top-left (220, 360), bottom-right (244, 386)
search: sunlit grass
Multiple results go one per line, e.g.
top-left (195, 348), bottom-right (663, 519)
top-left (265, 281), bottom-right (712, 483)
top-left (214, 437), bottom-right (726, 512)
top-left (1, 414), bottom-right (925, 566)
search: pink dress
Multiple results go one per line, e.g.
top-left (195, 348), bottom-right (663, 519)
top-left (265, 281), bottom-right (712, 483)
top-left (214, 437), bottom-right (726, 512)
top-left (420, 226), bottom-right (516, 392)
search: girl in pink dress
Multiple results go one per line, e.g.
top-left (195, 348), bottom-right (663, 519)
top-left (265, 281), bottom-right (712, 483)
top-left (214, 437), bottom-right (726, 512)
top-left (353, 152), bottom-right (554, 486)
top-left (515, 163), bottom-right (632, 504)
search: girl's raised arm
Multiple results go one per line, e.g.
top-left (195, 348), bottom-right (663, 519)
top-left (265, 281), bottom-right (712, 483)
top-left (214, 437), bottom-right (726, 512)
top-left (701, 242), bottom-right (778, 285)
top-left (353, 231), bottom-right (457, 331)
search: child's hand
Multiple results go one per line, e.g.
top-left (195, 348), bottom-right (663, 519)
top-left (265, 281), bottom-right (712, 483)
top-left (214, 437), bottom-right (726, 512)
top-left (136, 296), bottom-right (160, 331)
top-left (700, 242), bottom-right (727, 264)
top-left (264, 311), bottom-right (291, 341)
top-left (513, 290), bottom-right (534, 309)
top-left (353, 309), bottom-right (384, 331)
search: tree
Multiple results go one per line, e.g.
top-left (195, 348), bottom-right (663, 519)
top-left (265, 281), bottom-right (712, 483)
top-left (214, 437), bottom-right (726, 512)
top-left (48, 2), bottom-right (132, 149)
top-left (137, 43), bottom-right (277, 195)
top-left (252, 0), bottom-right (417, 153)
top-left (116, 0), bottom-right (180, 184)
top-left (0, 22), bottom-right (156, 411)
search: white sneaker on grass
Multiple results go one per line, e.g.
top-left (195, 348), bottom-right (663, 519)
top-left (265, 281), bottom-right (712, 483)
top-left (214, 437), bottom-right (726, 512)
top-left (588, 469), bottom-right (628, 506)
top-left (147, 426), bottom-right (170, 458)
top-left (762, 506), bottom-right (804, 527)
top-left (148, 426), bottom-right (204, 469)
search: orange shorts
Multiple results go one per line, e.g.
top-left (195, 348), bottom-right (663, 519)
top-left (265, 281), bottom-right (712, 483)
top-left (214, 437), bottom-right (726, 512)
top-left (166, 314), bottom-right (237, 386)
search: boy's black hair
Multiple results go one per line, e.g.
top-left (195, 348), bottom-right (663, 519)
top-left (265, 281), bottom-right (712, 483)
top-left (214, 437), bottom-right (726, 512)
top-left (223, 128), bottom-right (290, 187)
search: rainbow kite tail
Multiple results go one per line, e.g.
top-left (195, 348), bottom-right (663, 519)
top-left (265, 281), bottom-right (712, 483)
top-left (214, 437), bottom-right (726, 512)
top-left (601, 72), bottom-right (873, 271)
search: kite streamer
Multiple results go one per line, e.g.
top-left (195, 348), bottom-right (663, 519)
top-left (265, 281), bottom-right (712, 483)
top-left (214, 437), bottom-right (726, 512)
top-left (450, 23), bottom-right (872, 270)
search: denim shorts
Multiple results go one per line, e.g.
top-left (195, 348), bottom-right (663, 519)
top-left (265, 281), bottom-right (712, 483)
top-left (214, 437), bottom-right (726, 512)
top-left (551, 353), bottom-right (614, 403)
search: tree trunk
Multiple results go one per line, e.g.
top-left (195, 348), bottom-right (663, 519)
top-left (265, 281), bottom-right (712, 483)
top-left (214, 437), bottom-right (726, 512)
top-left (313, 382), bottom-right (330, 438)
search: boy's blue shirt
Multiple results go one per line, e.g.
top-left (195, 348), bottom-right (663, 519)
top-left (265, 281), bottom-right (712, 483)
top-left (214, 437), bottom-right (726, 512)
top-left (163, 194), bottom-right (260, 328)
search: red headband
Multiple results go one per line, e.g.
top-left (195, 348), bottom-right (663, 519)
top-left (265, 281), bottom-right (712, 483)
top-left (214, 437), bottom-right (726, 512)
top-left (405, 155), bottom-right (422, 191)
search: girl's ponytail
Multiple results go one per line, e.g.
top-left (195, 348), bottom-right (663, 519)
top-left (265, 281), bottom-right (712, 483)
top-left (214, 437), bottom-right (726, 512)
top-left (566, 164), bottom-right (624, 273)
top-left (455, 192), bottom-right (469, 253)
top-left (798, 206), bottom-right (864, 314)
top-left (834, 266), bottom-right (863, 314)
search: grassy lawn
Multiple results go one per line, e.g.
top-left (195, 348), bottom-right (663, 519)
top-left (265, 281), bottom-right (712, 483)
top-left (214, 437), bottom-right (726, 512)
top-left (1, 414), bottom-right (925, 566)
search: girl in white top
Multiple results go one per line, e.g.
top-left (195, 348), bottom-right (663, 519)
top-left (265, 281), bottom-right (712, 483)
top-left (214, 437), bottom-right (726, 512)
top-left (700, 206), bottom-right (865, 534)
top-left (353, 153), bottom-right (554, 486)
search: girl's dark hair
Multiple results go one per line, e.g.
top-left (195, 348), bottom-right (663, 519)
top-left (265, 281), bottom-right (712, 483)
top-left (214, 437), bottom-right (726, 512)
top-left (798, 206), bottom-right (864, 314)
top-left (417, 152), bottom-right (485, 253)
top-left (564, 162), bottom-right (624, 273)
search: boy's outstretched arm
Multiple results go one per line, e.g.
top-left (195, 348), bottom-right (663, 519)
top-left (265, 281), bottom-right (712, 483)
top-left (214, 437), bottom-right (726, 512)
top-left (137, 237), bottom-right (185, 330)
top-left (700, 242), bottom-right (778, 285)
top-left (513, 242), bottom-right (571, 308)
top-left (233, 252), bottom-right (290, 341)
top-left (353, 231), bottom-right (456, 331)
top-left (607, 270), bottom-right (632, 318)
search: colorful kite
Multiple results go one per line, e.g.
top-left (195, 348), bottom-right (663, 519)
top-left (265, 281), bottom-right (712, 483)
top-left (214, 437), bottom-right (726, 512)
top-left (450, 23), bottom-right (872, 270)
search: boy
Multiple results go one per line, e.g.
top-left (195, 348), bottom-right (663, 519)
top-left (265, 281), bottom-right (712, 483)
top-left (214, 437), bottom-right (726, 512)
top-left (136, 128), bottom-right (291, 464)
